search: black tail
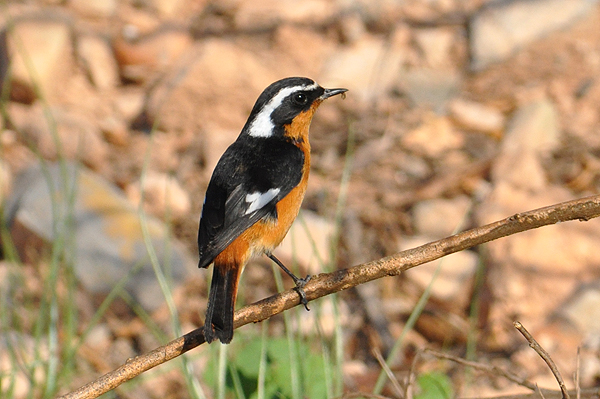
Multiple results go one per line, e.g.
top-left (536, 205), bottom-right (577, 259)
top-left (204, 265), bottom-right (242, 344)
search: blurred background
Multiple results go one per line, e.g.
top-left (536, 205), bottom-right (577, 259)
top-left (2, 0), bottom-right (600, 398)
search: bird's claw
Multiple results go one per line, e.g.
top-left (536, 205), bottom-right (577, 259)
top-left (294, 275), bottom-right (311, 311)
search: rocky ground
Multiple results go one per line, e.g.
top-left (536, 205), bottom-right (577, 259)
top-left (2, 0), bottom-right (600, 398)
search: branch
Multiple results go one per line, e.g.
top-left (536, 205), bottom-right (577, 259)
top-left (58, 194), bottom-right (600, 399)
top-left (423, 348), bottom-right (537, 390)
top-left (514, 321), bottom-right (570, 399)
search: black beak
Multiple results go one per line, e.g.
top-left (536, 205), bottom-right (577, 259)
top-left (320, 87), bottom-right (348, 100)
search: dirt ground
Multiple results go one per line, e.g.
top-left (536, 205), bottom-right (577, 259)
top-left (2, 0), bottom-right (600, 398)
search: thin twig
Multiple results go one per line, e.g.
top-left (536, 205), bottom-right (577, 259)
top-left (372, 347), bottom-right (404, 398)
top-left (536, 383), bottom-right (548, 399)
top-left (404, 348), bottom-right (422, 399)
top-left (57, 194), bottom-right (600, 399)
top-left (423, 348), bottom-right (537, 390)
top-left (514, 321), bottom-right (570, 399)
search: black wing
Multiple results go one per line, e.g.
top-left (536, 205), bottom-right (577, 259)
top-left (198, 138), bottom-right (304, 268)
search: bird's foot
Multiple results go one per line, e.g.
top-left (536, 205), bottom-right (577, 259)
top-left (293, 275), bottom-right (311, 311)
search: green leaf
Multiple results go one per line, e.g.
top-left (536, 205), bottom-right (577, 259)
top-left (302, 352), bottom-right (328, 399)
top-left (235, 339), bottom-right (264, 378)
top-left (415, 372), bottom-right (453, 399)
top-left (204, 336), bottom-right (332, 399)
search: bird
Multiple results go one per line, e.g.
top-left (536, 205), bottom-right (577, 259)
top-left (198, 77), bottom-right (347, 344)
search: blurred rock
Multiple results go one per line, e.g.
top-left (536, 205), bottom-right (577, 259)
top-left (98, 116), bottom-right (130, 146)
top-left (128, 131), bottom-right (183, 172)
top-left (119, 7), bottom-right (162, 35)
top-left (338, 12), bottom-right (367, 44)
top-left (321, 36), bottom-right (405, 101)
top-left (4, 162), bottom-right (195, 311)
top-left (112, 26), bottom-right (193, 82)
top-left (273, 210), bottom-right (335, 275)
top-left (470, 0), bottom-right (600, 70)
top-left (558, 282), bottom-right (600, 335)
top-left (145, 39), bottom-right (276, 134)
top-left (396, 152), bottom-right (431, 182)
top-left (449, 98), bottom-right (505, 135)
top-left (401, 115), bottom-right (463, 158)
top-left (490, 99), bottom-right (560, 190)
top-left (503, 99), bottom-right (560, 153)
top-left (70, 0), bottom-right (117, 18)
top-left (234, 0), bottom-right (336, 31)
top-left (272, 24), bottom-right (335, 78)
top-left (149, 0), bottom-right (187, 17)
top-left (412, 195), bottom-right (472, 238)
top-left (114, 88), bottom-right (145, 122)
top-left (399, 68), bottom-right (461, 111)
top-left (580, 342), bottom-right (600, 387)
top-left (344, 0), bottom-right (405, 28)
top-left (7, 103), bottom-right (108, 171)
top-left (126, 171), bottom-right (191, 220)
top-left (77, 35), bottom-right (120, 89)
top-left (84, 323), bottom-right (112, 350)
top-left (401, 235), bottom-right (479, 309)
top-left (3, 18), bottom-right (73, 103)
top-left (413, 27), bottom-right (455, 68)
top-left (351, 134), bottom-right (394, 170)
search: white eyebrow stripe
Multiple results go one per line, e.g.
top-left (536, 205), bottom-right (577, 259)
top-left (247, 82), bottom-right (319, 138)
top-left (244, 188), bottom-right (281, 215)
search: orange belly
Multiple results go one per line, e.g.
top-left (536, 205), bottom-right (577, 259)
top-left (213, 171), bottom-right (309, 269)
top-left (213, 104), bottom-right (316, 269)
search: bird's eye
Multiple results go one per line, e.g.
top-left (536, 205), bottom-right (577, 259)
top-left (292, 93), bottom-right (308, 106)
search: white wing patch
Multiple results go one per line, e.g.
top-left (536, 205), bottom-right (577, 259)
top-left (244, 188), bottom-right (281, 215)
top-left (248, 82), bottom-right (319, 138)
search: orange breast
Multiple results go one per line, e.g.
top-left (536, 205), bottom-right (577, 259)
top-left (214, 102), bottom-right (321, 268)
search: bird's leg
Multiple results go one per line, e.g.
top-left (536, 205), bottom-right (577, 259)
top-left (266, 253), bottom-right (311, 311)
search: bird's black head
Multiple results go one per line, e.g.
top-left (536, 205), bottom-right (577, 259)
top-left (242, 77), bottom-right (347, 139)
